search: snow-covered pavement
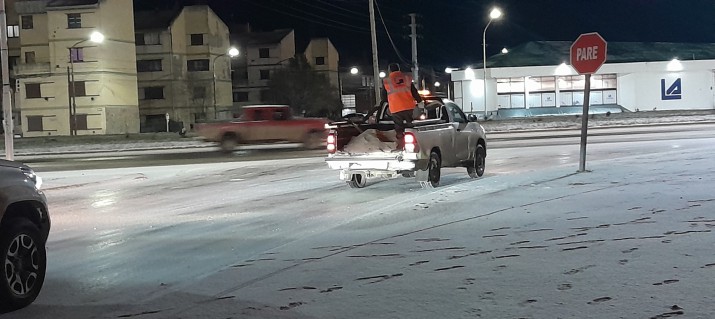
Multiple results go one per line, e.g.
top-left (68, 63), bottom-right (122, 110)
top-left (4, 134), bottom-right (714, 318)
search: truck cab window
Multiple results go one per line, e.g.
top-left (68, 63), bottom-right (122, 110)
top-left (446, 103), bottom-right (467, 123)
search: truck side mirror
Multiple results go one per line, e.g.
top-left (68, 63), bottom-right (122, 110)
top-left (468, 114), bottom-right (478, 122)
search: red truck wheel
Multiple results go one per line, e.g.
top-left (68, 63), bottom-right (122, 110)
top-left (302, 132), bottom-right (324, 150)
top-left (220, 133), bottom-right (240, 153)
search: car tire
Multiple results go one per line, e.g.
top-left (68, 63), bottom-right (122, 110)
top-left (0, 219), bottom-right (47, 313)
top-left (427, 151), bottom-right (441, 188)
top-left (220, 133), bottom-right (239, 153)
top-left (467, 145), bottom-right (486, 178)
top-left (302, 132), bottom-right (324, 150)
top-left (346, 174), bottom-right (367, 188)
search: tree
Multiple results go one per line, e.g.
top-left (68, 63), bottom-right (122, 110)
top-left (265, 55), bottom-right (342, 119)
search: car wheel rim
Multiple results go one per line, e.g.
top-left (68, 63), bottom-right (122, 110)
top-left (4, 234), bottom-right (39, 297)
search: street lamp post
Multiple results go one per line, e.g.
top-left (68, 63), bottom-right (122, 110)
top-left (482, 7), bottom-right (502, 117)
top-left (69, 31), bottom-right (104, 136)
top-left (212, 47), bottom-right (239, 120)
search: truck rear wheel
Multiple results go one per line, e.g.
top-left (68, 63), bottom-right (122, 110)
top-left (426, 152), bottom-right (442, 187)
top-left (220, 134), bottom-right (239, 153)
top-left (346, 174), bottom-right (367, 188)
top-left (302, 132), bottom-right (324, 150)
top-left (467, 145), bottom-right (486, 178)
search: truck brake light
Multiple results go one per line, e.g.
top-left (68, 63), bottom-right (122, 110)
top-left (404, 133), bottom-right (418, 153)
top-left (327, 133), bottom-right (336, 153)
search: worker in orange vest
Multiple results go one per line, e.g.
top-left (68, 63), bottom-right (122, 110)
top-left (379, 63), bottom-right (424, 148)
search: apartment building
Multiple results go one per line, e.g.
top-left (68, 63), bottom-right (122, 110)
top-left (304, 37), bottom-right (339, 89)
top-left (135, 5), bottom-right (232, 130)
top-left (231, 29), bottom-right (295, 107)
top-left (14, 0), bottom-right (139, 137)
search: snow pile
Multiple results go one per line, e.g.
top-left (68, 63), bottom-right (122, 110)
top-left (343, 129), bottom-right (398, 154)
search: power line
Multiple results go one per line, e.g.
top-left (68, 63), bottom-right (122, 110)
top-left (243, 0), bottom-right (370, 34)
top-left (374, 0), bottom-right (410, 65)
top-left (296, 0), bottom-right (368, 21)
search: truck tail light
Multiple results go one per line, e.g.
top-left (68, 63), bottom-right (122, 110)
top-left (327, 133), bottom-right (336, 153)
top-left (404, 132), bottom-right (418, 153)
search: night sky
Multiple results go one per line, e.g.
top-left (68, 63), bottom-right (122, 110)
top-left (135, 0), bottom-right (715, 70)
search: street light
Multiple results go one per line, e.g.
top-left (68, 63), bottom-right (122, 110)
top-left (483, 7), bottom-right (502, 116)
top-left (212, 46), bottom-right (240, 120)
top-left (379, 71), bottom-right (386, 78)
top-left (350, 67), bottom-right (359, 75)
top-left (434, 81), bottom-right (441, 87)
top-left (501, 47), bottom-right (509, 54)
top-left (68, 31), bottom-right (104, 136)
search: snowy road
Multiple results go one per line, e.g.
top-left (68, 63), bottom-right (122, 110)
top-left (5, 130), bottom-right (715, 318)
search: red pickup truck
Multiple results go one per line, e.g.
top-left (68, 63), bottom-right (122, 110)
top-left (195, 105), bottom-right (329, 152)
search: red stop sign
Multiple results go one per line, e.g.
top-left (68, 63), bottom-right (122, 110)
top-left (570, 32), bottom-right (607, 74)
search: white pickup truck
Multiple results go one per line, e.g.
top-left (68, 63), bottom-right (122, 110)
top-left (325, 97), bottom-right (487, 188)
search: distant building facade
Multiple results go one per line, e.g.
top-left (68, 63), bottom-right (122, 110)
top-left (14, 0), bottom-right (139, 137)
top-left (450, 41), bottom-right (715, 115)
top-left (135, 5), bottom-right (232, 130)
top-left (305, 38), bottom-right (339, 89)
top-left (231, 29), bottom-right (295, 107)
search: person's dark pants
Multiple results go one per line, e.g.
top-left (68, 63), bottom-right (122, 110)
top-left (391, 109), bottom-right (414, 145)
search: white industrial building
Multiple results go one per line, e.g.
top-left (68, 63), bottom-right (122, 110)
top-left (450, 41), bottom-right (715, 116)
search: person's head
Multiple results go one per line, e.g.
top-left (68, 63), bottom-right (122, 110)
top-left (388, 63), bottom-right (400, 73)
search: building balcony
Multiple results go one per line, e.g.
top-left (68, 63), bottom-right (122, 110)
top-left (14, 63), bottom-right (52, 76)
top-left (15, 1), bottom-right (47, 14)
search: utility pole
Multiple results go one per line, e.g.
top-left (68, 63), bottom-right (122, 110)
top-left (1, 0), bottom-right (13, 160)
top-left (368, 0), bottom-right (380, 105)
top-left (409, 13), bottom-right (419, 90)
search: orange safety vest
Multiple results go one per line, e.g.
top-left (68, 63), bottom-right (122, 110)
top-left (383, 71), bottom-right (416, 114)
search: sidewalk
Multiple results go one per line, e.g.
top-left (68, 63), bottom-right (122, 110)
top-left (2, 110), bottom-right (714, 157)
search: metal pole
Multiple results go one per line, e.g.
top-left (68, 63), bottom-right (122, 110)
top-left (368, 0), bottom-right (380, 105)
top-left (67, 67), bottom-right (72, 135)
top-left (1, 0), bottom-right (14, 160)
top-left (69, 48), bottom-right (77, 136)
top-left (482, 19), bottom-right (492, 117)
top-left (578, 74), bottom-right (591, 172)
top-left (409, 13), bottom-right (419, 89)
top-left (212, 54), bottom-right (224, 120)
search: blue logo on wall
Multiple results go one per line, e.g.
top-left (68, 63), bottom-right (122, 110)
top-left (661, 78), bottom-right (682, 100)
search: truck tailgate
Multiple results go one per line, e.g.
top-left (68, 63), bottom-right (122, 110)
top-left (325, 152), bottom-right (418, 171)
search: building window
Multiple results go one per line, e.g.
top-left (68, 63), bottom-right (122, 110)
top-left (25, 83), bottom-right (41, 99)
top-left (74, 114), bottom-right (88, 130)
top-left (260, 70), bottom-right (270, 80)
top-left (233, 91), bottom-right (249, 102)
top-left (496, 77), bottom-right (526, 94)
top-left (143, 86), bottom-right (164, 100)
top-left (193, 86), bottom-right (206, 99)
top-left (21, 16), bottom-right (33, 29)
top-left (72, 81), bottom-right (86, 97)
top-left (27, 116), bottom-right (43, 132)
top-left (24, 51), bottom-right (35, 64)
top-left (135, 33), bottom-right (160, 46)
top-left (190, 33), bottom-right (204, 46)
top-left (137, 59), bottom-right (162, 72)
top-left (7, 25), bottom-right (19, 38)
top-left (259, 48), bottom-right (269, 58)
top-left (135, 33), bottom-right (145, 45)
top-left (187, 59), bottom-right (209, 72)
top-left (70, 48), bottom-right (84, 62)
top-left (67, 13), bottom-right (81, 29)
top-left (315, 57), bottom-right (325, 65)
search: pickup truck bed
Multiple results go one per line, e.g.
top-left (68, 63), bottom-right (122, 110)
top-left (325, 98), bottom-right (487, 188)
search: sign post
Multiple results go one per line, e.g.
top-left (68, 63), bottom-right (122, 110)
top-left (570, 32), bottom-right (607, 172)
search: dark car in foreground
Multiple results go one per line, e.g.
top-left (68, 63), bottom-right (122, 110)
top-left (0, 160), bottom-right (50, 312)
